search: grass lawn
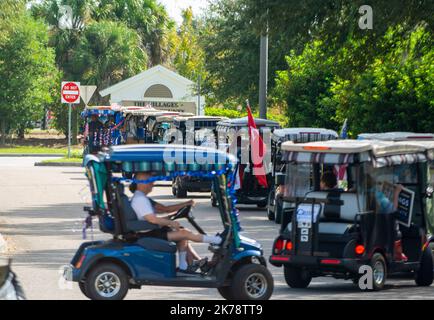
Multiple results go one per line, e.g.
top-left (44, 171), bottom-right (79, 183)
top-left (0, 146), bottom-right (81, 155)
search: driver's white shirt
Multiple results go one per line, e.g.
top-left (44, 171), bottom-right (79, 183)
top-left (131, 190), bottom-right (155, 221)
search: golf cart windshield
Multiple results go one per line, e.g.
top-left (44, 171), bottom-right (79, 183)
top-left (283, 162), bottom-right (363, 196)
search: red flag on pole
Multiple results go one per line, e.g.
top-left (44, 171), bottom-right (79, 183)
top-left (246, 101), bottom-right (268, 188)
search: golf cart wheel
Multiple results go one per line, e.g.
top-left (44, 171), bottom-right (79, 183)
top-left (176, 186), bottom-right (187, 198)
top-left (211, 194), bottom-right (218, 207)
top-left (217, 286), bottom-right (234, 300)
top-left (257, 202), bottom-right (267, 209)
top-left (78, 281), bottom-right (90, 299)
top-left (415, 247), bottom-right (433, 286)
top-left (370, 253), bottom-right (387, 291)
top-left (230, 264), bottom-right (273, 300)
top-left (85, 263), bottom-right (129, 300)
top-left (267, 190), bottom-right (275, 220)
top-left (283, 266), bottom-right (312, 288)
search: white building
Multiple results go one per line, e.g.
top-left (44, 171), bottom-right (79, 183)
top-left (99, 65), bottom-right (205, 115)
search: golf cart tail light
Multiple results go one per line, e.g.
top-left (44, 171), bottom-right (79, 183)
top-left (274, 239), bottom-right (284, 254)
top-left (302, 146), bottom-right (331, 151)
top-left (355, 245), bottom-right (365, 255)
top-left (285, 241), bottom-right (293, 251)
top-left (321, 259), bottom-right (341, 265)
top-left (75, 255), bottom-right (86, 269)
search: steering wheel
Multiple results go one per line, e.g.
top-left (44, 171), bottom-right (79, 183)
top-left (170, 205), bottom-right (206, 235)
top-left (171, 205), bottom-right (192, 221)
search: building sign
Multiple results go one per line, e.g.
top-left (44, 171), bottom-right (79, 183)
top-left (135, 101), bottom-right (180, 109)
top-left (127, 100), bottom-right (197, 115)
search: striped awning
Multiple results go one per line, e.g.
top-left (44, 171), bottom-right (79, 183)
top-left (282, 151), bottom-right (365, 164)
top-left (272, 133), bottom-right (338, 144)
top-left (373, 153), bottom-right (427, 168)
top-left (282, 150), bottom-right (427, 167)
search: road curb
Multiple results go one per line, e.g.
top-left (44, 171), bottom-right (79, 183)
top-left (0, 154), bottom-right (64, 157)
top-left (34, 162), bottom-right (82, 167)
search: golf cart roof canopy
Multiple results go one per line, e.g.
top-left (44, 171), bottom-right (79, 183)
top-left (86, 144), bottom-right (238, 173)
top-left (358, 132), bottom-right (434, 141)
top-left (216, 117), bottom-right (280, 129)
top-left (281, 140), bottom-right (431, 167)
top-left (121, 106), bottom-right (159, 115)
top-left (179, 116), bottom-right (228, 122)
top-left (272, 128), bottom-right (338, 143)
top-left (81, 106), bottom-right (120, 118)
top-left (155, 115), bottom-right (178, 123)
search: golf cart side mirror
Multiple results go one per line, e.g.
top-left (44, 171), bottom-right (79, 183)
top-left (426, 186), bottom-right (434, 199)
top-left (275, 173), bottom-right (286, 186)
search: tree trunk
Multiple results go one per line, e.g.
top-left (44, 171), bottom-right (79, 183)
top-left (17, 126), bottom-right (25, 139)
top-left (0, 118), bottom-right (6, 145)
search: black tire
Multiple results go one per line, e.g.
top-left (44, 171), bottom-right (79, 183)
top-left (217, 286), bottom-right (234, 300)
top-left (267, 190), bottom-right (275, 220)
top-left (78, 281), bottom-right (90, 299)
top-left (85, 263), bottom-right (129, 300)
top-left (415, 247), bottom-right (433, 286)
top-left (211, 194), bottom-right (218, 207)
top-left (172, 183), bottom-right (177, 196)
top-left (369, 253), bottom-right (387, 291)
top-left (257, 202), bottom-right (267, 209)
top-left (229, 264), bottom-right (273, 300)
top-left (176, 186), bottom-right (187, 198)
top-left (283, 266), bottom-right (312, 288)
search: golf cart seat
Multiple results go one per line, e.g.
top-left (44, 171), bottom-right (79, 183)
top-left (286, 192), bottom-right (359, 236)
top-left (116, 185), bottom-right (177, 253)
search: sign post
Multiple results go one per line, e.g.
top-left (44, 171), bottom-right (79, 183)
top-left (61, 81), bottom-right (80, 158)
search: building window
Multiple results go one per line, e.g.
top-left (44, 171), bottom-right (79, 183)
top-left (144, 84), bottom-right (173, 98)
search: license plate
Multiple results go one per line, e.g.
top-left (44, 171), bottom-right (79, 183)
top-left (63, 265), bottom-right (73, 281)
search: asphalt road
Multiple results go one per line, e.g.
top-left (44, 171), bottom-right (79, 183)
top-left (0, 157), bottom-right (433, 300)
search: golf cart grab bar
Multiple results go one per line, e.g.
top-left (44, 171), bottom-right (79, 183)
top-left (281, 196), bottom-right (344, 206)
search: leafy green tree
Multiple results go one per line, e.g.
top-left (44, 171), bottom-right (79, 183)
top-left (0, 6), bottom-right (59, 143)
top-left (73, 21), bottom-right (147, 93)
top-left (173, 8), bottom-right (207, 82)
top-left (330, 25), bottom-right (434, 134)
top-left (92, 0), bottom-right (175, 66)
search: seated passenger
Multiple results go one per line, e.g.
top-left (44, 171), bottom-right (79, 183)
top-left (320, 171), bottom-right (338, 191)
top-left (131, 172), bottom-right (222, 274)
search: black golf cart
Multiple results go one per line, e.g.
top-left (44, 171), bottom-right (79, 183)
top-left (269, 139), bottom-right (434, 290)
top-left (267, 128), bottom-right (338, 221)
top-left (170, 116), bottom-right (227, 198)
top-left (212, 117), bottom-right (280, 208)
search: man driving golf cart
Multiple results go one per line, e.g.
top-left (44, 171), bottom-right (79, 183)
top-left (130, 171), bottom-right (222, 274)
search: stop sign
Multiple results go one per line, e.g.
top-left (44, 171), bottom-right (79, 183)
top-left (61, 81), bottom-right (81, 104)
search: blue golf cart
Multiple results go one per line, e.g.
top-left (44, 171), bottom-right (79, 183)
top-left (64, 144), bottom-right (274, 300)
top-left (80, 106), bottom-right (124, 155)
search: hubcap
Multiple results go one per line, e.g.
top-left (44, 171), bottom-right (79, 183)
top-left (245, 273), bottom-right (267, 299)
top-left (373, 261), bottom-right (385, 285)
top-left (95, 272), bottom-right (121, 298)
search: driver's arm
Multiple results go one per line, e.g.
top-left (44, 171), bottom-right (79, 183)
top-left (145, 214), bottom-right (179, 230)
top-left (152, 200), bottom-right (195, 215)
